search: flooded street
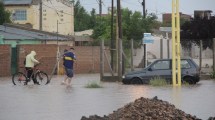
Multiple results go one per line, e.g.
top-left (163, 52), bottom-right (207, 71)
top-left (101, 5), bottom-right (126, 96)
top-left (0, 74), bottom-right (215, 120)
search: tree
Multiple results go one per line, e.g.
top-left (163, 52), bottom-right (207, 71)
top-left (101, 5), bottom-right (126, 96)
top-left (181, 17), bottom-right (215, 49)
top-left (91, 8), bottom-right (159, 48)
top-left (89, 8), bottom-right (96, 28)
top-left (74, 0), bottom-right (91, 31)
top-left (0, 1), bottom-right (11, 25)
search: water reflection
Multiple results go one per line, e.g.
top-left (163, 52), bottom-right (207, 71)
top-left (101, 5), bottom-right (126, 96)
top-left (171, 86), bottom-right (182, 108)
top-left (0, 75), bottom-right (215, 120)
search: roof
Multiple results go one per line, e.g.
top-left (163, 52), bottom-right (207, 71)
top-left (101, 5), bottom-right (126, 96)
top-left (0, 24), bottom-right (74, 41)
top-left (3, 0), bottom-right (33, 5)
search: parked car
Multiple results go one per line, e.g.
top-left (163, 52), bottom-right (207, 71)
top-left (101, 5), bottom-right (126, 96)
top-left (122, 59), bottom-right (200, 85)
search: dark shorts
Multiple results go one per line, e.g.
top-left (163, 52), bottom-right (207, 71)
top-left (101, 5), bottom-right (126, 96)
top-left (65, 68), bottom-right (73, 78)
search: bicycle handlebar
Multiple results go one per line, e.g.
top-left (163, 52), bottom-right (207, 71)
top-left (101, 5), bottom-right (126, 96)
top-left (34, 63), bottom-right (41, 67)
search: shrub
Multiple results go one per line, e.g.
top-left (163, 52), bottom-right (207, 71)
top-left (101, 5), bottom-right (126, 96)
top-left (85, 81), bottom-right (103, 88)
top-left (149, 76), bottom-right (168, 86)
top-left (210, 71), bottom-right (215, 79)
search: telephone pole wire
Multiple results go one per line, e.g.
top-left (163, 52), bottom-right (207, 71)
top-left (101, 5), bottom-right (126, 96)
top-left (39, 0), bottom-right (43, 31)
top-left (99, 0), bottom-right (102, 17)
top-left (117, 0), bottom-right (122, 79)
top-left (111, 0), bottom-right (114, 70)
top-left (142, 0), bottom-right (146, 68)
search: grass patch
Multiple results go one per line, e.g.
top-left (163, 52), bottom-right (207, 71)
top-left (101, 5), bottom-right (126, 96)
top-left (85, 81), bottom-right (103, 88)
top-left (149, 76), bottom-right (168, 86)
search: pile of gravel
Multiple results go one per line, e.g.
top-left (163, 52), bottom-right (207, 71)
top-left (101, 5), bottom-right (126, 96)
top-left (81, 97), bottom-right (201, 120)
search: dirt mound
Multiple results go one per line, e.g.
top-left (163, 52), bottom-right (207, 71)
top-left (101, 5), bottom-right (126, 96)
top-left (81, 96), bottom-right (201, 120)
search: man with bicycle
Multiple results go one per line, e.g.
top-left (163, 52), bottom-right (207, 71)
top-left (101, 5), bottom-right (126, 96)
top-left (24, 51), bottom-right (40, 85)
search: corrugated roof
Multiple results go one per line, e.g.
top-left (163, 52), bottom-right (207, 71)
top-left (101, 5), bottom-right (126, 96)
top-left (3, 0), bottom-right (32, 5)
top-left (0, 25), bottom-right (72, 41)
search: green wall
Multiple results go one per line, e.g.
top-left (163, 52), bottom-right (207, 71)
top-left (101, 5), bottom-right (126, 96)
top-left (5, 40), bottom-right (41, 48)
top-left (0, 35), bottom-right (4, 44)
top-left (4, 39), bottom-right (41, 74)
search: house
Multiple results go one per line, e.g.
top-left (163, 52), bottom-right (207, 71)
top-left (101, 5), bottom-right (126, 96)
top-left (3, 0), bottom-right (74, 35)
top-left (0, 23), bottom-right (74, 47)
top-left (162, 13), bottom-right (191, 24)
top-left (74, 29), bottom-right (93, 46)
top-left (0, 23), bottom-right (74, 74)
top-left (194, 10), bottom-right (212, 20)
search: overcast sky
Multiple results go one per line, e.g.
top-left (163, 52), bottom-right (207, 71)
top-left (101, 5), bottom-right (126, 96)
top-left (79, 0), bottom-right (215, 20)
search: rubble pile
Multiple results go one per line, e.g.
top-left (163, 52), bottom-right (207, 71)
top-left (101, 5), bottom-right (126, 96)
top-left (81, 97), bottom-right (201, 120)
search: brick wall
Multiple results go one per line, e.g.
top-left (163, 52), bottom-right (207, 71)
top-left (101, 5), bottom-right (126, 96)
top-left (58, 46), bottom-right (110, 74)
top-left (17, 44), bottom-right (58, 75)
top-left (0, 45), bottom-right (11, 76)
top-left (16, 45), bottom-right (110, 75)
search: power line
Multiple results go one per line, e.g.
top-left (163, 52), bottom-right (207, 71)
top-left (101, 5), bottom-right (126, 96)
top-left (43, 3), bottom-right (74, 16)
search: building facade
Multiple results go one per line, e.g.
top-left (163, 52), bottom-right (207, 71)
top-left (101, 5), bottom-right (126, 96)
top-left (162, 13), bottom-right (191, 24)
top-left (3, 0), bottom-right (74, 35)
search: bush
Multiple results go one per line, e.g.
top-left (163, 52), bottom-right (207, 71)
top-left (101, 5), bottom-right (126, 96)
top-left (149, 76), bottom-right (168, 86)
top-left (210, 71), bottom-right (215, 79)
top-left (85, 81), bottom-right (103, 88)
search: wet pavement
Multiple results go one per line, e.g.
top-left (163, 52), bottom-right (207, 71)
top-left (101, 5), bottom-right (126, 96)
top-left (0, 74), bottom-right (215, 120)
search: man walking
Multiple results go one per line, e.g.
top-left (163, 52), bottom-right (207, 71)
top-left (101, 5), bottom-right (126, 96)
top-left (61, 47), bottom-right (76, 87)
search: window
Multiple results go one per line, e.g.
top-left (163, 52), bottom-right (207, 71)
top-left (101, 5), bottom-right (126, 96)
top-left (181, 60), bottom-right (191, 69)
top-left (152, 60), bottom-right (170, 70)
top-left (15, 10), bottom-right (27, 20)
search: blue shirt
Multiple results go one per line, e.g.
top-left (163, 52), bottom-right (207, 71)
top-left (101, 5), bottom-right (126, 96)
top-left (63, 52), bottom-right (76, 69)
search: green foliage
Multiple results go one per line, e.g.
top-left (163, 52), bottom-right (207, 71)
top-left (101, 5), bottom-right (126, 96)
top-left (181, 18), bottom-right (215, 49)
top-left (85, 81), bottom-right (103, 88)
top-left (210, 71), bottom-right (215, 79)
top-left (91, 9), bottom-right (160, 48)
top-left (0, 1), bottom-right (11, 25)
top-left (149, 76), bottom-right (168, 86)
top-left (74, 0), bottom-right (95, 31)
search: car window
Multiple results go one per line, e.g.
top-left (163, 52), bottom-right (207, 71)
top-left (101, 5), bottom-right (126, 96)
top-left (181, 60), bottom-right (191, 69)
top-left (151, 60), bottom-right (170, 70)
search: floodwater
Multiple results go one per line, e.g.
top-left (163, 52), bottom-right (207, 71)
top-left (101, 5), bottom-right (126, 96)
top-left (0, 74), bottom-right (215, 120)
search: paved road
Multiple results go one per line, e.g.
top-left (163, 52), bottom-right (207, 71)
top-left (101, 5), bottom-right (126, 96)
top-left (0, 74), bottom-right (215, 120)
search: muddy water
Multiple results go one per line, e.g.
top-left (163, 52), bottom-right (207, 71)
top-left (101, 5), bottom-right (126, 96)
top-left (0, 74), bottom-right (214, 120)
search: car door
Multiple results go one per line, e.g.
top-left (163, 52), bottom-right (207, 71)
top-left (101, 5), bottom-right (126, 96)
top-left (142, 60), bottom-right (172, 83)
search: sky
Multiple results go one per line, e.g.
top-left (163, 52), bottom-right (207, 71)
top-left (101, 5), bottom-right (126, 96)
top-left (79, 0), bottom-right (215, 20)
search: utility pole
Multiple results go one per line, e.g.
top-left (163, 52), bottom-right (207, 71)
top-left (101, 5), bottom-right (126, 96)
top-left (99, 0), bottom-right (102, 17)
top-left (142, 0), bottom-right (146, 18)
top-left (39, 0), bottom-right (42, 31)
top-left (117, 0), bottom-right (122, 80)
top-left (142, 0), bottom-right (146, 68)
top-left (172, 0), bottom-right (181, 86)
top-left (111, 0), bottom-right (114, 71)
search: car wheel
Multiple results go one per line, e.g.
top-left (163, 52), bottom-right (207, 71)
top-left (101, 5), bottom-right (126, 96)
top-left (182, 77), bottom-right (195, 84)
top-left (130, 78), bottom-right (142, 84)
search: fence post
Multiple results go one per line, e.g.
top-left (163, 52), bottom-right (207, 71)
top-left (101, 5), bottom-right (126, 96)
top-left (160, 38), bottom-right (163, 59)
top-left (100, 40), bottom-right (104, 81)
top-left (131, 39), bottom-right (134, 71)
top-left (213, 38), bottom-right (215, 71)
top-left (199, 40), bottom-right (202, 72)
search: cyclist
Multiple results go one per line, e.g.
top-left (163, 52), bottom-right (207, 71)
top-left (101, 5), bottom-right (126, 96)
top-left (24, 51), bottom-right (40, 85)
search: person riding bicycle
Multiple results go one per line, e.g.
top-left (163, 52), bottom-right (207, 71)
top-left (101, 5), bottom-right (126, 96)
top-left (24, 51), bottom-right (40, 85)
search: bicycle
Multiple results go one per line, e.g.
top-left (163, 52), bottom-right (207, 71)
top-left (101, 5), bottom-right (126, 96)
top-left (12, 63), bottom-right (49, 85)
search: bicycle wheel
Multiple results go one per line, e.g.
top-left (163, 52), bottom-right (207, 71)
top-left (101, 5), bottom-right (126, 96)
top-left (12, 72), bottom-right (27, 85)
top-left (35, 71), bottom-right (49, 85)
